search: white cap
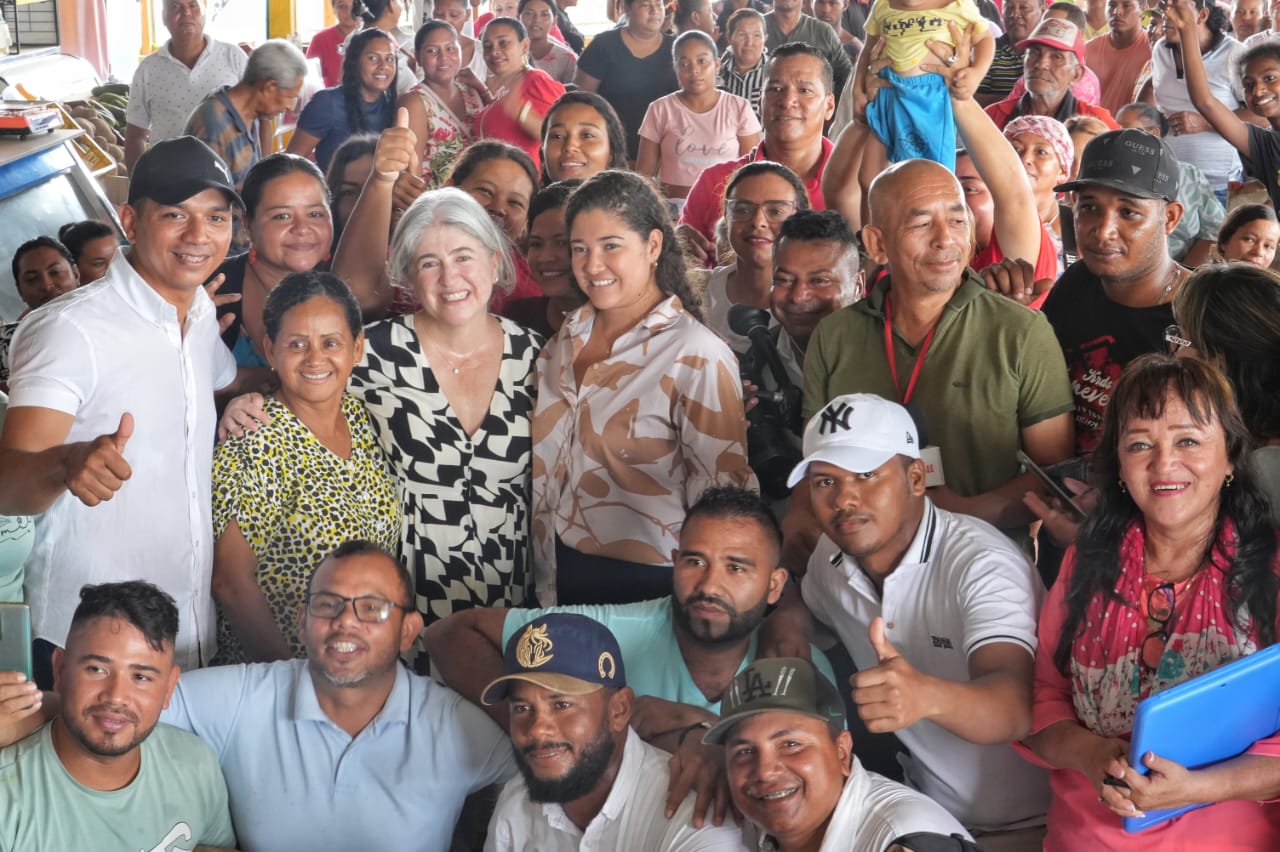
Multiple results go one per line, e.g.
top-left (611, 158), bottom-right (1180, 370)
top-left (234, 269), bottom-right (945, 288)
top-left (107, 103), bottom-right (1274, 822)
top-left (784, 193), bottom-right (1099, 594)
top-left (786, 394), bottom-right (920, 487)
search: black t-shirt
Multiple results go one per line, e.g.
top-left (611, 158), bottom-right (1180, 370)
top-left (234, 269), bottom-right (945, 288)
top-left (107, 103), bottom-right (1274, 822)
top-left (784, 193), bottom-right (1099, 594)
top-left (1243, 124), bottom-right (1280, 212)
top-left (1040, 260), bottom-right (1173, 454)
top-left (577, 29), bottom-right (679, 160)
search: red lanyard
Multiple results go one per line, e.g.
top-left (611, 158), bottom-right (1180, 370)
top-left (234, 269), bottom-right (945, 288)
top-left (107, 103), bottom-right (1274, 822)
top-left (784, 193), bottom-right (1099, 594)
top-left (883, 294), bottom-right (937, 407)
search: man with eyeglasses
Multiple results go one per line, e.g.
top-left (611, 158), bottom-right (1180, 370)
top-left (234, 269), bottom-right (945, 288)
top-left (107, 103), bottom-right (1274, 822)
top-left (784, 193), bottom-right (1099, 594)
top-left (146, 540), bottom-right (512, 850)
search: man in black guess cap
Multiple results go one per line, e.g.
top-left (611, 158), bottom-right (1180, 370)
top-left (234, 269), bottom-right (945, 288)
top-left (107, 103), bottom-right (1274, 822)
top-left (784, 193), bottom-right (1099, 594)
top-left (1045, 128), bottom-right (1184, 449)
top-left (706, 657), bottom-right (968, 852)
top-left (1030, 129), bottom-right (1187, 543)
top-left (482, 613), bottom-right (747, 851)
top-left (0, 136), bottom-right (241, 680)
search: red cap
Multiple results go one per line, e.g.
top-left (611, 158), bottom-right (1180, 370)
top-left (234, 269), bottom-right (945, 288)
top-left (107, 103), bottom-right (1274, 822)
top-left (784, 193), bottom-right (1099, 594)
top-left (1016, 18), bottom-right (1086, 64)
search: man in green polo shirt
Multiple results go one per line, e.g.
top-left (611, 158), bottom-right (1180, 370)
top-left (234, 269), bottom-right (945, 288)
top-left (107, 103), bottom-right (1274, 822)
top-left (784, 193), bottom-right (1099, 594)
top-left (799, 158), bottom-right (1074, 547)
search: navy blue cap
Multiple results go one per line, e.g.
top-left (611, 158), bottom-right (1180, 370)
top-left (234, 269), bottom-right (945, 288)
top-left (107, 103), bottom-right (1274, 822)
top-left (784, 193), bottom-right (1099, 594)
top-left (481, 613), bottom-right (627, 705)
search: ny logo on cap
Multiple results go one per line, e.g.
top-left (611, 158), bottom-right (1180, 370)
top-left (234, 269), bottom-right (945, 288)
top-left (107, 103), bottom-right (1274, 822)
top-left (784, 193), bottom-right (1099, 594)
top-left (819, 402), bottom-right (853, 435)
top-left (516, 624), bottom-right (554, 668)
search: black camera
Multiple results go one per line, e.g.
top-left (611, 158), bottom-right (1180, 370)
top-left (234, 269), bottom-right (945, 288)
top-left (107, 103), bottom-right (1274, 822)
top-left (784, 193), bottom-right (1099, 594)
top-left (728, 305), bottom-right (803, 500)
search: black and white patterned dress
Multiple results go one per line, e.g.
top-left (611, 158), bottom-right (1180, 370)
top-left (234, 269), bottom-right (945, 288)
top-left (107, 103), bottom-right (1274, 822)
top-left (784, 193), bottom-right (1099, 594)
top-left (350, 314), bottom-right (541, 671)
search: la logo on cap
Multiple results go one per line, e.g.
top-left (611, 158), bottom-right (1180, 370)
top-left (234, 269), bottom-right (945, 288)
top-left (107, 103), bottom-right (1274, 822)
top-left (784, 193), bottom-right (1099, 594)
top-left (515, 623), bottom-right (554, 668)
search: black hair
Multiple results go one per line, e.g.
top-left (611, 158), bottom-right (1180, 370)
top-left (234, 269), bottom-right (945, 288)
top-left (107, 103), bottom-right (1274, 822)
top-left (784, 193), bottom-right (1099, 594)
top-left (340, 28), bottom-right (398, 135)
top-left (778, 209), bottom-right (857, 248)
top-left (315, 540), bottom-right (414, 608)
top-left (539, 91), bottom-right (629, 184)
top-left (242, 152), bottom-right (329, 221)
top-left (482, 15), bottom-right (528, 41)
top-left (1117, 101), bottom-right (1170, 136)
top-left (724, 160), bottom-right (809, 207)
top-left (447, 139), bottom-right (540, 193)
top-left (1054, 354), bottom-right (1277, 674)
top-left (57, 220), bottom-right (115, 261)
top-left (415, 19), bottom-right (459, 54)
top-left (356, 0), bottom-right (393, 23)
top-left (529, 178), bottom-right (581, 223)
top-left (674, 0), bottom-right (708, 29)
top-left (70, 581), bottom-right (179, 654)
top-left (517, 0), bottom-right (561, 20)
top-left (566, 169), bottom-right (703, 320)
top-left (263, 270), bottom-right (364, 340)
top-left (769, 42), bottom-right (834, 95)
top-left (673, 28), bottom-right (717, 58)
top-left (1240, 40), bottom-right (1280, 80)
top-left (1217, 202), bottom-right (1278, 250)
top-left (685, 485), bottom-right (783, 558)
top-left (1174, 263), bottom-right (1280, 442)
top-left (12, 236), bottom-right (74, 286)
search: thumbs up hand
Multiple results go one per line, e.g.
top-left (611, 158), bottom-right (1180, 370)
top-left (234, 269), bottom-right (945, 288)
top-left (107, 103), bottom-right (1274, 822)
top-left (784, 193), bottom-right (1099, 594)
top-left (373, 107), bottom-right (419, 183)
top-left (66, 413), bottom-right (134, 507)
top-left (850, 616), bottom-right (932, 733)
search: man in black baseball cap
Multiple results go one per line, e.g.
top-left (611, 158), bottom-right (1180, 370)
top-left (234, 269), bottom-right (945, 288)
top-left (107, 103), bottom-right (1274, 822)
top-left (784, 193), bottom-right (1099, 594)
top-left (0, 134), bottom-right (239, 679)
top-left (708, 657), bottom-right (969, 852)
top-left (481, 613), bottom-right (745, 851)
top-left (1032, 127), bottom-right (1187, 546)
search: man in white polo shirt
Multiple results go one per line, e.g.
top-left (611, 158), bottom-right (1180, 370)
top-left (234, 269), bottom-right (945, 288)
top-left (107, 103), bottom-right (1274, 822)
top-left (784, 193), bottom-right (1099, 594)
top-left (769, 394), bottom-right (1049, 850)
top-left (124, 0), bottom-right (249, 172)
top-left (0, 136), bottom-right (238, 679)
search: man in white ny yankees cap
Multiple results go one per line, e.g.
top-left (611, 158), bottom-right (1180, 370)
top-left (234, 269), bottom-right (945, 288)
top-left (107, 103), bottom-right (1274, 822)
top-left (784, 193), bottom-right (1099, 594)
top-left (767, 394), bottom-right (1051, 849)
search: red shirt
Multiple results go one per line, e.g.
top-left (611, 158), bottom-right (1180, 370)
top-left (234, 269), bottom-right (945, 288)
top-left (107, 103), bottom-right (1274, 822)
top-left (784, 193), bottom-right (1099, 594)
top-left (971, 222), bottom-right (1058, 309)
top-left (678, 138), bottom-right (834, 249)
top-left (984, 91), bottom-right (1119, 131)
top-left (306, 24), bottom-right (349, 88)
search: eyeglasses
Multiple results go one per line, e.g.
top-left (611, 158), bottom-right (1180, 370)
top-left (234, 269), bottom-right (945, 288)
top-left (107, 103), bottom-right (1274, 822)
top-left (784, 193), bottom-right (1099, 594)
top-left (727, 199), bottom-right (798, 223)
top-left (305, 592), bottom-right (407, 623)
top-left (1164, 323), bottom-right (1192, 355)
top-left (1140, 582), bottom-right (1175, 673)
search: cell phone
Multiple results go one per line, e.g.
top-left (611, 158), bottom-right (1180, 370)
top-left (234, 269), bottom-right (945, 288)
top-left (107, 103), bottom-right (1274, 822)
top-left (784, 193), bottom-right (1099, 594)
top-left (0, 603), bottom-right (33, 680)
top-left (1017, 451), bottom-right (1088, 518)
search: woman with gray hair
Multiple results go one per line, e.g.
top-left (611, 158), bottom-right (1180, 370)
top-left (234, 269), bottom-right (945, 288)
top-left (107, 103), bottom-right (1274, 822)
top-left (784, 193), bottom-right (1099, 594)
top-left (226, 121), bottom-right (543, 669)
top-left (347, 184), bottom-right (542, 666)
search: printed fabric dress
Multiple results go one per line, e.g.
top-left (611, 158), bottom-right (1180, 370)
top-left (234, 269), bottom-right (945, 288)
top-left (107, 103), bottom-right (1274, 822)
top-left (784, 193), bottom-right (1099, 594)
top-left (349, 314), bottom-right (542, 671)
top-left (409, 81), bottom-right (483, 187)
top-left (211, 394), bottom-right (400, 663)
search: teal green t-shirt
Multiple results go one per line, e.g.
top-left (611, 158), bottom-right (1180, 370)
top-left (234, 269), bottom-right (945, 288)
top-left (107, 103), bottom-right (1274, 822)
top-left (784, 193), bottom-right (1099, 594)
top-left (0, 722), bottom-right (236, 851)
top-left (501, 597), bottom-right (837, 714)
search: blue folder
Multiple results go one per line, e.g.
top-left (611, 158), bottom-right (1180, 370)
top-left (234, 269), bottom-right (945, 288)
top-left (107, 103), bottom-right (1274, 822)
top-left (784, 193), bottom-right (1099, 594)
top-left (1124, 642), bottom-right (1280, 832)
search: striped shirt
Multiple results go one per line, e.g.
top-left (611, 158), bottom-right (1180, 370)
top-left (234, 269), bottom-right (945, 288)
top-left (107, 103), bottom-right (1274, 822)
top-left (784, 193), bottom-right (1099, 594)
top-left (977, 35), bottom-right (1022, 99)
top-left (718, 50), bottom-right (768, 122)
top-left (184, 86), bottom-right (260, 253)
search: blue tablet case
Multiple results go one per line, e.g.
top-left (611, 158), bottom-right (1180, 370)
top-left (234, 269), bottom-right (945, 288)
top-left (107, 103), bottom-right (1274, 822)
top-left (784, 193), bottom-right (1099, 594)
top-left (1124, 642), bottom-right (1280, 832)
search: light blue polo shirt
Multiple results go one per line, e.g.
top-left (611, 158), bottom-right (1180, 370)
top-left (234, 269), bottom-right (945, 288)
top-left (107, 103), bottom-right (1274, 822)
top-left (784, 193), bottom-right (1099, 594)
top-left (161, 659), bottom-right (515, 851)
top-left (501, 597), bottom-right (837, 713)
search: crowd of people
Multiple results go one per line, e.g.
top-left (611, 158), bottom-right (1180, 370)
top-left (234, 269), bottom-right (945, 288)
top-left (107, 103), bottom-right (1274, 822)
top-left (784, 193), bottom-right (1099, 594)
top-left (2, 0), bottom-right (1280, 848)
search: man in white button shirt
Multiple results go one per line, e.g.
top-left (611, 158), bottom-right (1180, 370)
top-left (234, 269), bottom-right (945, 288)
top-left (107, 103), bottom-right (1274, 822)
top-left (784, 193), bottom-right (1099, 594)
top-left (768, 394), bottom-right (1049, 850)
top-left (0, 136), bottom-right (238, 681)
top-left (124, 0), bottom-right (249, 172)
top-left (705, 656), bottom-right (970, 852)
top-left (482, 612), bottom-right (749, 852)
